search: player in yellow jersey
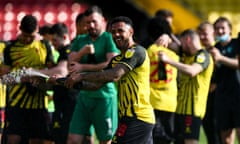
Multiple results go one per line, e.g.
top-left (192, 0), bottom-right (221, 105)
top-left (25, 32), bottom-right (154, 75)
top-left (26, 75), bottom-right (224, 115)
top-left (146, 17), bottom-right (179, 144)
top-left (0, 41), bottom-right (7, 143)
top-left (1, 15), bottom-right (55, 144)
top-left (197, 21), bottom-right (221, 144)
top-left (64, 16), bottom-right (155, 144)
top-left (159, 29), bottom-right (214, 144)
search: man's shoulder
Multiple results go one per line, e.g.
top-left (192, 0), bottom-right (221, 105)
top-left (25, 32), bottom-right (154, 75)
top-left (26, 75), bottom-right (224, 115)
top-left (135, 44), bottom-right (147, 53)
top-left (129, 44), bottom-right (147, 59)
top-left (71, 34), bottom-right (89, 44)
top-left (0, 41), bottom-right (6, 52)
top-left (100, 31), bottom-right (113, 39)
top-left (75, 34), bottom-right (88, 40)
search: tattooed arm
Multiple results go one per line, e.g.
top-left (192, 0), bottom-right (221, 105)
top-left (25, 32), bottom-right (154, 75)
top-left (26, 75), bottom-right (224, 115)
top-left (65, 63), bottom-right (129, 89)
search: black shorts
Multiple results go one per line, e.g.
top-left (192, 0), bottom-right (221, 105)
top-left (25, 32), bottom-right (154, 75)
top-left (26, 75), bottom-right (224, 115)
top-left (174, 114), bottom-right (201, 143)
top-left (4, 107), bottom-right (50, 139)
top-left (215, 102), bottom-right (240, 131)
top-left (112, 116), bottom-right (154, 144)
top-left (51, 96), bottom-right (77, 143)
top-left (153, 110), bottom-right (175, 143)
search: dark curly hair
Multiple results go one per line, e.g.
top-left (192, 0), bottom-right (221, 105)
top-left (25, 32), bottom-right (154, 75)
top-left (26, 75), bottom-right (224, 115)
top-left (50, 23), bottom-right (68, 38)
top-left (20, 15), bottom-right (38, 33)
top-left (109, 16), bottom-right (133, 28)
top-left (147, 17), bottom-right (172, 41)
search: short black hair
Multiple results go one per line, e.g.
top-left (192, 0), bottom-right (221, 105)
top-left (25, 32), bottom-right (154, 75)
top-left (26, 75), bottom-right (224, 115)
top-left (39, 24), bottom-right (52, 36)
top-left (84, 5), bottom-right (103, 16)
top-left (109, 16), bottom-right (133, 28)
top-left (147, 17), bottom-right (172, 41)
top-left (20, 15), bottom-right (38, 33)
top-left (155, 9), bottom-right (173, 18)
top-left (75, 13), bottom-right (85, 24)
top-left (50, 23), bottom-right (68, 38)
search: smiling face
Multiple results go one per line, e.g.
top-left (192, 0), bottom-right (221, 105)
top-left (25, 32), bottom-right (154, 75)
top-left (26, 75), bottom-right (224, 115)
top-left (213, 18), bottom-right (232, 43)
top-left (197, 25), bottom-right (215, 48)
top-left (214, 21), bottom-right (231, 37)
top-left (110, 22), bottom-right (133, 51)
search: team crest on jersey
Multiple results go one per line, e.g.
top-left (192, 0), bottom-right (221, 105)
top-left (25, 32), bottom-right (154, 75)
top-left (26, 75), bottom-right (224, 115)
top-left (125, 49), bottom-right (135, 58)
top-left (196, 53), bottom-right (206, 63)
top-left (66, 49), bottom-right (71, 54)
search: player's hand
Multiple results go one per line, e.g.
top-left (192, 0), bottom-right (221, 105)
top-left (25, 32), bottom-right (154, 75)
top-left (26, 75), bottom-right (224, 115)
top-left (68, 61), bottom-right (83, 74)
top-left (68, 52), bottom-right (79, 62)
top-left (81, 44), bottom-right (95, 54)
top-left (65, 72), bottom-right (82, 88)
top-left (27, 76), bottom-right (46, 87)
top-left (158, 51), bottom-right (169, 63)
top-left (155, 34), bottom-right (171, 47)
top-left (0, 65), bottom-right (10, 77)
top-left (48, 74), bottom-right (62, 84)
top-left (209, 47), bottom-right (222, 64)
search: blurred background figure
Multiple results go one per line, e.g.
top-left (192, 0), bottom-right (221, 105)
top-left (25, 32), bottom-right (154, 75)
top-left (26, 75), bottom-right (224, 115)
top-left (155, 9), bottom-right (174, 26)
top-left (39, 24), bottom-right (53, 42)
top-left (146, 17), bottom-right (179, 144)
top-left (197, 21), bottom-right (221, 144)
top-left (75, 13), bottom-right (87, 36)
top-left (1, 14), bottom-right (55, 144)
top-left (159, 29), bottom-right (214, 144)
top-left (154, 9), bottom-right (181, 53)
top-left (0, 41), bottom-right (7, 144)
top-left (210, 16), bottom-right (240, 144)
top-left (37, 22), bottom-right (79, 144)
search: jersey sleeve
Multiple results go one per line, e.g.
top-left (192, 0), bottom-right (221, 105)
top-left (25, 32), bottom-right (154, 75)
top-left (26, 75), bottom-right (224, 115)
top-left (57, 45), bottom-right (70, 62)
top-left (42, 40), bottom-right (55, 67)
top-left (194, 49), bottom-right (210, 70)
top-left (119, 45), bottom-right (146, 70)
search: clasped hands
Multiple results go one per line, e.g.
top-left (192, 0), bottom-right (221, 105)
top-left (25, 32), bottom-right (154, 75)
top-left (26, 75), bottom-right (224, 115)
top-left (48, 71), bottom-right (83, 89)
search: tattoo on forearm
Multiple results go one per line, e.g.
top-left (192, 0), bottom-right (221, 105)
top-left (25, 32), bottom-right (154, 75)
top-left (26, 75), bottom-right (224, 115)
top-left (81, 64), bottom-right (128, 83)
top-left (81, 81), bottom-right (104, 90)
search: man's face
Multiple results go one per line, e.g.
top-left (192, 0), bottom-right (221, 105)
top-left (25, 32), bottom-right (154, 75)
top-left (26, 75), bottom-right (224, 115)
top-left (180, 36), bottom-right (192, 56)
top-left (85, 12), bottom-right (105, 39)
top-left (165, 16), bottom-right (173, 26)
top-left (214, 21), bottom-right (231, 37)
top-left (198, 26), bottom-right (215, 47)
top-left (76, 17), bottom-right (87, 35)
top-left (110, 22), bottom-right (133, 50)
top-left (18, 31), bottom-right (36, 45)
top-left (51, 34), bottom-right (64, 50)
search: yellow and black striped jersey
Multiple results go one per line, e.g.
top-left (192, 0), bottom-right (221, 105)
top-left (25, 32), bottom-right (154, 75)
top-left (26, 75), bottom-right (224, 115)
top-left (176, 49), bottom-right (214, 119)
top-left (0, 41), bottom-right (6, 108)
top-left (3, 39), bottom-right (54, 109)
top-left (109, 44), bottom-right (155, 124)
